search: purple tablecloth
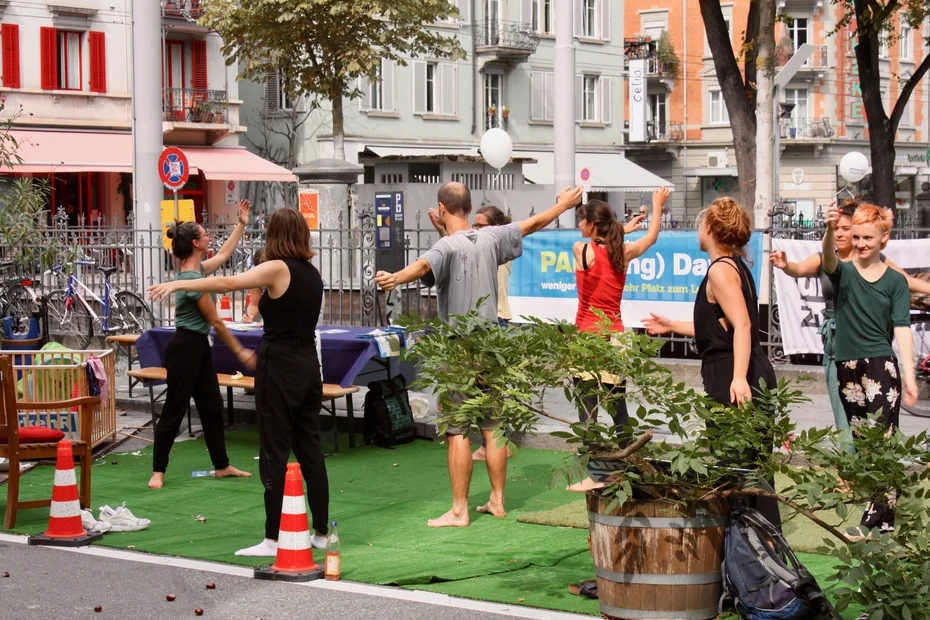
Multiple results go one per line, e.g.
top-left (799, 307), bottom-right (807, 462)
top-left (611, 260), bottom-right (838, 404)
top-left (136, 325), bottom-right (385, 388)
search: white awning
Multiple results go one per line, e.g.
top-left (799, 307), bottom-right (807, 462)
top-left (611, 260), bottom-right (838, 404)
top-left (684, 167), bottom-right (740, 178)
top-left (364, 145), bottom-right (477, 158)
top-left (515, 151), bottom-right (673, 192)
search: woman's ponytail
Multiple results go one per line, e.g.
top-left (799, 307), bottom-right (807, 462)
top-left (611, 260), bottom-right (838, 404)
top-left (604, 219), bottom-right (626, 274)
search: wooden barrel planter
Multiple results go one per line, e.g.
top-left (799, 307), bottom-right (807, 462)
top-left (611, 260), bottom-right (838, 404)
top-left (586, 492), bottom-right (729, 620)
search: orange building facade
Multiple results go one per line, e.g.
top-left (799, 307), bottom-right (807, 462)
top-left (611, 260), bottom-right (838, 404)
top-left (621, 0), bottom-right (930, 224)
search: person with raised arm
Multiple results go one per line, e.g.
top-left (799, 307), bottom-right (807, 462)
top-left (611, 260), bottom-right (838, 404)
top-left (376, 182), bottom-right (583, 528)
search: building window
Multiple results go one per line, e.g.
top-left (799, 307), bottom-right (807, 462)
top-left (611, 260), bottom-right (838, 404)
top-left (532, 0), bottom-right (553, 34)
top-left (705, 13), bottom-right (732, 55)
top-left (788, 17), bottom-right (808, 51)
top-left (264, 72), bottom-right (297, 113)
top-left (370, 63), bottom-right (383, 111)
top-left (485, 71), bottom-right (503, 129)
top-left (425, 62), bottom-right (437, 113)
top-left (783, 88), bottom-right (808, 132)
top-left (901, 18), bottom-right (912, 60)
top-left (879, 30), bottom-right (889, 58)
top-left (58, 31), bottom-right (82, 90)
top-left (710, 90), bottom-right (729, 124)
top-left (648, 93), bottom-right (667, 139)
top-left (582, 0), bottom-right (598, 38)
top-left (530, 70), bottom-right (554, 122)
top-left (582, 75), bottom-right (598, 122)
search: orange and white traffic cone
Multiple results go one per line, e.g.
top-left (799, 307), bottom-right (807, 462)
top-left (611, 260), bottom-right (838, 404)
top-left (28, 440), bottom-right (101, 547)
top-left (254, 463), bottom-right (323, 582)
top-left (219, 295), bottom-right (233, 322)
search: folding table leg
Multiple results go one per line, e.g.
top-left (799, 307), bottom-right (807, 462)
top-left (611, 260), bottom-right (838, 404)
top-left (148, 384), bottom-right (156, 422)
top-left (226, 386), bottom-right (234, 427)
top-left (331, 402), bottom-right (339, 454)
top-left (187, 404), bottom-right (193, 437)
top-left (345, 394), bottom-right (356, 449)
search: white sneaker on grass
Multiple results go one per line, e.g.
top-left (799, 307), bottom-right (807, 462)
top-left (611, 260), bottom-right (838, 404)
top-left (98, 502), bottom-right (151, 532)
top-left (81, 509), bottom-right (112, 534)
top-left (235, 538), bottom-right (278, 557)
top-left (310, 534), bottom-right (326, 550)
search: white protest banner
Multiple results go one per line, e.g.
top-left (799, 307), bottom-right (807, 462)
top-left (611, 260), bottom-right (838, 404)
top-left (772, 238), bottom-right (930, 356)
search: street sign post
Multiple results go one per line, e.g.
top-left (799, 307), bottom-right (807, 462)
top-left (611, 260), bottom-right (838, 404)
top-left (579, 167), bottom-right (592, 203)
top-left (158, 147), bottom-right (190, 221)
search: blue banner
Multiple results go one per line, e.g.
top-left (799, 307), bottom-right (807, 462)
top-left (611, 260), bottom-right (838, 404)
top-left (509, 230), bottom-right (764, 324)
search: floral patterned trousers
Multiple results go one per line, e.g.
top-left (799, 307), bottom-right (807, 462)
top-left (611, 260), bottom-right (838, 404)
top-left (835, 355), bottom-right (901, 531)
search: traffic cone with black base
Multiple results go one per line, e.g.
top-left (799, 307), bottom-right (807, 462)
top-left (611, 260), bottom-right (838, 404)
top-left (28, 440), bottom-right (101, 547)
top-left (219, 295), bottom-right (233, 322)
top-left (254, 463), bottom-right (323, 582)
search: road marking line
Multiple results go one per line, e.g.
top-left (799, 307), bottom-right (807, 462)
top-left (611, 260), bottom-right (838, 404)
top-left (0, 532), bottom-right (591, 619)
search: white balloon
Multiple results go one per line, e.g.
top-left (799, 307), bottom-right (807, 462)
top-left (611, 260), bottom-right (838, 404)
top-left (480, 128), bottom-right (513, 170)
top-left (839, 151), bottom-right (869, 183)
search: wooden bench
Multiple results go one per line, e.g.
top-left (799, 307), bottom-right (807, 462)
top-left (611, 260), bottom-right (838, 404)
top-left (216, 374), bottom-right (254, 427)
top-left (107, 334), bottom-right (141, 397)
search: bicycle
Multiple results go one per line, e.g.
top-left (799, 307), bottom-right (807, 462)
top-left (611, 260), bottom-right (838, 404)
top-left (901, 312), bottom-right (930, 418)
top-left (44, 261), bottom-right (154, 349)
top-left (0, 261), bottom-right (43, 336)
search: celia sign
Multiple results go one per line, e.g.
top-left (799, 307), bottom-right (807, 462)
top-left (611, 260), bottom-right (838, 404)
top-left (628, 58), bottom-right (648, 143)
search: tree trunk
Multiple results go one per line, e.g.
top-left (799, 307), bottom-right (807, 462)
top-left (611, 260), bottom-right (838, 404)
top-left (331, 89), bottom-right (346, 160)
top-left (853, 1), bottom-right (895, 214)
top-left (754, 0), bottom-right (777, 228)
top-left (698, 0), bottom-right (759, 214)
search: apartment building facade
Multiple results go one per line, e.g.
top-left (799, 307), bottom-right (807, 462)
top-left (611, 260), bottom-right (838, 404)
top-left (622, 0), bottom-right (930, 223)
top-left (0, 0), bottom-right (293, 226)
top-left (240, 0), bottom-right (672, 214)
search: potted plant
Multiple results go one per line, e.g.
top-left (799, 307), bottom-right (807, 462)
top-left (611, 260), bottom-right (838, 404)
top-left (399, 307), bottom-right (930, 620)
top-left (501, 107), bottom-right (510, 119)
top-left (487, 105), bottom-right (497, 117)
top-left (655, 30), bottom-right (680, 80)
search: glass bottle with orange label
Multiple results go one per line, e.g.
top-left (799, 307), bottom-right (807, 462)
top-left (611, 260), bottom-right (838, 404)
top-left (324, 521), bottom-right (340, 581)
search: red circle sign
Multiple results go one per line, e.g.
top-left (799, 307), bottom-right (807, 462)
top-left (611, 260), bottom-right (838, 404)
top-left (159, 147), bottom-right (190, 190)
top-left (580, 168), bottom-right (591, 182)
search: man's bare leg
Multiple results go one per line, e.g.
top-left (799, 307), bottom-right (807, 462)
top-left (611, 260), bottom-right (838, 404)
top-left (428, 434), bottom-right (472, 527)
top-left (476, 429), bottom-right (507, 517)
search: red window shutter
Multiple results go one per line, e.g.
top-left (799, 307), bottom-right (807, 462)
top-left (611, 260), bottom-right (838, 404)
top-left (88, 31), bottom-right (106, 93)
top-left (40, 27), bottom-right (58, 90)
top-left (191, 40), bottom-right (207, 90)
top-left (2, 24), bottom-right (20, 89)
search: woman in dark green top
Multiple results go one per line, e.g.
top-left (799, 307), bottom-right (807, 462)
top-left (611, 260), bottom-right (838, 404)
top-left (148, 201), bottom-right (256, 490)
top-left (822, 202), bottom-right (917, 533)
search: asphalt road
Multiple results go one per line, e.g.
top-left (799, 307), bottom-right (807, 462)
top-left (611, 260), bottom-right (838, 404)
top-left (0, 535), bottom-right (590, 620)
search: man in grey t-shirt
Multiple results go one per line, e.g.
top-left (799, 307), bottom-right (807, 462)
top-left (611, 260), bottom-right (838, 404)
top-left (376, 181), bottom-right (582, 528)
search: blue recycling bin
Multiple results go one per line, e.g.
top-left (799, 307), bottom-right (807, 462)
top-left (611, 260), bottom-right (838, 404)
top-left (1, 317), bottom-right (41, 378)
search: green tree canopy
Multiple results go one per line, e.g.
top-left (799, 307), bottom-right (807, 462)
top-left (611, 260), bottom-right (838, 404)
top-left (200, 0), bottom-right (466, 159)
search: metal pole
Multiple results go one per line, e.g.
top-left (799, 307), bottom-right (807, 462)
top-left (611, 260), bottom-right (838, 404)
top-left (553, 0), bottom-right (575, 228)
top-left (173, 189), bottom-right (179, 221)
top-left (131, 0), bottom-right (164, 293)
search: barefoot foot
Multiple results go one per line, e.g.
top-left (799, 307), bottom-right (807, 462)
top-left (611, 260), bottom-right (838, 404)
top-left (476, 499), bottom-right (506, 518)
top-left (566, 477), bottom-right (605, 493)
top-left (215, 466), bottom-right (252, 479)
top-left (472, 446), bottom-right (487, 461)
top-left (427, 508), bottom-right (470, 528)
top-left (148, 472), bottom-right (164, 489)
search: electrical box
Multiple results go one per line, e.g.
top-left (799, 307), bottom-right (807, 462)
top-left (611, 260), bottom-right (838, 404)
top-left (375, 192), bottom-right (406, 273)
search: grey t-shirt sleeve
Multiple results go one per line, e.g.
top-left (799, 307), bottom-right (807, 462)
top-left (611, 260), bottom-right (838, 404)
top-left (420, 238), bottom-right (451, 288)
top-left (489, 222), bottom-right (524, 264)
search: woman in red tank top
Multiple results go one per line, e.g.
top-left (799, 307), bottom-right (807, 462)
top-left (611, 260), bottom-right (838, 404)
top-left (568, 188), bottom-right (670, 492)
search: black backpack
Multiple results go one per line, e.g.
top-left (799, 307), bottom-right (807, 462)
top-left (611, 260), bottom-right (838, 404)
top-left (722, 505), bottom-right (840, 620)
top-left (363, 375), bottom-right (416, 448)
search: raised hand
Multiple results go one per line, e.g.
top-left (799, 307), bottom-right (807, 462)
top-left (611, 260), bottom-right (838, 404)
top-left (557, 186), bottom-right (584, 209)
top-left (375, 271), bottom-right (397, 291)
top-left (238, 200), bottom-right (251, 226)
top-left (652, 187), bottom-right (671, 209)
top-left (769, 249), bottom-right (788, 270)
top-left (147, 281), bottom-right (181, 302)
top-left (641, 312), bottom-right (672, 335)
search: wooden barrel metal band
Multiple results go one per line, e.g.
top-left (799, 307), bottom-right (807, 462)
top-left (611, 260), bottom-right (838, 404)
top-left (594, 566), bottom-right (722, 585)
top-left (587, 511), bottom-right (727, 529)
top-left (600, 604), bottom-right (721, 620)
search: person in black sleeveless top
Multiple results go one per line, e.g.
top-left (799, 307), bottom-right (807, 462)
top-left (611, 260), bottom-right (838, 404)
top-left (643, 198), bottom-right (780, 528)
top-left (149, 209), bottom-right (327, 557)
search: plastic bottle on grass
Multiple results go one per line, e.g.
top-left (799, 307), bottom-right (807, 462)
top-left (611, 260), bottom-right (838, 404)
top-left (325, 521), bottom-right (340, 581)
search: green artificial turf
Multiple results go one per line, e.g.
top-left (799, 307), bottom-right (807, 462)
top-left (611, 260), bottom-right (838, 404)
top-left (1, 432), bottom-right (865, 617)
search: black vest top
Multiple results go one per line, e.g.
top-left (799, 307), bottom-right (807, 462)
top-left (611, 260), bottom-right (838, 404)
top-left (258, 258), bottom-right (323, 341)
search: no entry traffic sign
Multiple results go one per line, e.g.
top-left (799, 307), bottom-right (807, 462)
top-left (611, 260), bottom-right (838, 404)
top-left (159, 147), bottom-right (190, 191)
top-left (579, 168), bottom-right (591, 182)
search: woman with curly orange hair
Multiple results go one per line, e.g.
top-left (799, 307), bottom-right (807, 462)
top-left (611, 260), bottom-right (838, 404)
top-left (643, 198), bottom-right (780, 527)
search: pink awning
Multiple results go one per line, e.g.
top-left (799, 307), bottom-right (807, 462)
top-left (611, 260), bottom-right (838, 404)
top-left (5, 131), bottom-right (295, 182)
top-left (8, 130), bottom-right (135, 173)
top-left (182, 147), bottom-right (297, 182)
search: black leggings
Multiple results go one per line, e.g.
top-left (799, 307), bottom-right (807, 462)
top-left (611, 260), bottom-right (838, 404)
top-left (571, 378), bottom-right (628, 448)
top-left (256, 338), bottom-right (328, 539)
top-left (152, 328), bottom-right (230, 473)
top-left (702, 352), bottom-right (781, 529)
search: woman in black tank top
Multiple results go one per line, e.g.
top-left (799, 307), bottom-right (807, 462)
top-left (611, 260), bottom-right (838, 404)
top-left (642, 198), bottom-right (780, 529)
top-left (149, 209), bottom-right (328, 557)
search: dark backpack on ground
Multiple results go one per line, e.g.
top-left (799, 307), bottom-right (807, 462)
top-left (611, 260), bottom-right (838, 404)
top-left (363, 375), bottom-right (416, 448)
top-left (722, 505), bottom-right (840, 620)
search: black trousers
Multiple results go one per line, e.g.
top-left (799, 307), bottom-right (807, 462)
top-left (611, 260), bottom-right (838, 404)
top-left (152, 328), bottom-right (230, 473)
top-left (702, 351), bottom-right (782, 529)
top-left (256, 338), bottom-right (328, 539)
top-left (571, 378), bottom-right (629, 448)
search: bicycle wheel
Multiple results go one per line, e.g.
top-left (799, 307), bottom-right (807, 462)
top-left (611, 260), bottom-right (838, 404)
top-left (112, 291), bottom-right (154, 334)
top-left (44, 289), bottom-right (93, 349)
top-left (902, 370), bottom-right (930, 417)
top-left (0, 284), bottom-right (40, 336)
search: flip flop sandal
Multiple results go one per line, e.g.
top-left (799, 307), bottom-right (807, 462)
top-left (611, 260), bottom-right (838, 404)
top-left (568, 579), bottom-right (598, 599)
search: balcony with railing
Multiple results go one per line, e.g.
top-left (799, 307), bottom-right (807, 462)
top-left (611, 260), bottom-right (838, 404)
top-left (474, 20), bottom-right (539, 64)
top-left (162, 0), bottom-right (203, 19)
top-left (648, 122), bottom-right (684, 142)
top-left (779, 117), bottom-right (836, 140)
top-left (163, 88), bottom-right (229, 125)
top-left (777, 44), bottom-right (829, 74)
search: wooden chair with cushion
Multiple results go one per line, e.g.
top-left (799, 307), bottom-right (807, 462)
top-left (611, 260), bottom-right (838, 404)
top-left (0, 355), bottom-right (99, 529)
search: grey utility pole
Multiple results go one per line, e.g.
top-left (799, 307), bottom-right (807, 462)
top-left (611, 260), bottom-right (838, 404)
top-left (130, 0), bottom-right (164, 289)
top-left (553, 0), bottom-right (575, 227)
top-left (772, 43), bottom-right (815, 210)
